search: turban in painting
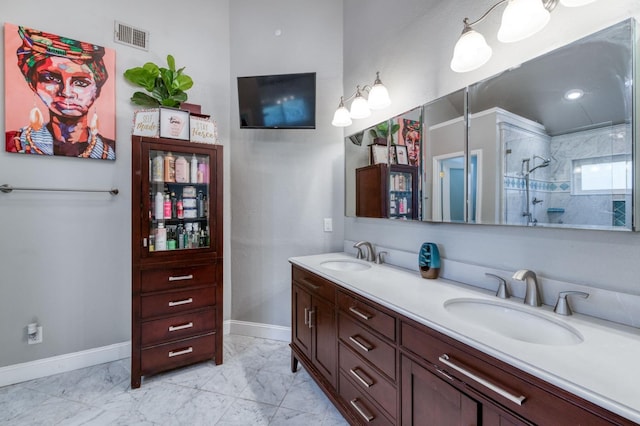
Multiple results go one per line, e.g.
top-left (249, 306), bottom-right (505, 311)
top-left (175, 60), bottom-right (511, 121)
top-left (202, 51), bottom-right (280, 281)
top-left (16, 26), bottom-right (108, 89)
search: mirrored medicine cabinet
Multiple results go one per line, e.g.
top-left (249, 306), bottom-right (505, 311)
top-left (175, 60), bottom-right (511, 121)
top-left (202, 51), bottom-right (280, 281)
top-left (345, 18), bottom-right (638, 231)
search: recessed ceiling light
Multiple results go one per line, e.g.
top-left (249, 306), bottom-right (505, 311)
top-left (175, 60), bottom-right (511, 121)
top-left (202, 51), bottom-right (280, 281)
top-left (564, 89), bottom-right (584, 100)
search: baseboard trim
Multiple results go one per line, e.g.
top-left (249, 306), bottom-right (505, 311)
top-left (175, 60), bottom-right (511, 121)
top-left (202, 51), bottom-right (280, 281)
top-left (225, 320), bottom-right (290, 342)
top-left (0, 341), bottom-right (131, 387)
top-left (0, 322), bottom-right (290, 387)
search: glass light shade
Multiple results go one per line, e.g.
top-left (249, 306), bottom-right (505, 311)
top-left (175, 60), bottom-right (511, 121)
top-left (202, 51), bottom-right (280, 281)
top-left (367, 83), bottom-right (391, 109)
top-left (497, 0), bottom-right (551, 43)
top-left (349, 95), bottom-right (371, 119)
top-left (331, 105), bottom-right (352, 127)
top-left (450, 29), bottom-right (493, 73)
top-left (560, 0), bottom-right (596, 6)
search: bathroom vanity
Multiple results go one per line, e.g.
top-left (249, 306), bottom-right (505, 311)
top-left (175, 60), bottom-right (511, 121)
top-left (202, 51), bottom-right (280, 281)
top-left (289, 253), bottom-right (640, 425)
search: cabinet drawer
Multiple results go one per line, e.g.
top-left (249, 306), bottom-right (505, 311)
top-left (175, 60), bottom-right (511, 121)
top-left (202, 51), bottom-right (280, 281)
top-left (400, 321), bottom-right (620, 425)
top-left (141, 286), bottom-right (216, 319)
top-left (292, 266), bottom-right (335, 302)
top-left (141, 264), bottom-right (216, 293)
top-left (338, 291), bottom-right (396, 342)
top-left (339, 372), bottom-right (394, 425)
top-left (141, 308), bottom-right (216, 347)
top-left (339, 314), bottom-right (396, 381)
top-left (339, 343), bottom-right (396, 420)
top-left (141, 333), bottom-right (215, 376)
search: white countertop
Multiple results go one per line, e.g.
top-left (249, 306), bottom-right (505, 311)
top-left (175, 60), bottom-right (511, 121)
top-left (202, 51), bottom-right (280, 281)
top-left (289, 252), bottom-right (640, 424)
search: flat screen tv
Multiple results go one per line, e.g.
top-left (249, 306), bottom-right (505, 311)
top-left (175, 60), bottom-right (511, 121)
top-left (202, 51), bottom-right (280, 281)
top-left (237, 72), bottom-right (316, 129)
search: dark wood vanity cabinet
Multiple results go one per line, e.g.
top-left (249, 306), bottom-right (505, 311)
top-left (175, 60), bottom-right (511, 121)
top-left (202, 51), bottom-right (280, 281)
top-left (291, 266), bottom-right (338, 389)
top-left (131, 137), bottom-right (223, 388)
top-left (290, 264), bottom-right (635, 426)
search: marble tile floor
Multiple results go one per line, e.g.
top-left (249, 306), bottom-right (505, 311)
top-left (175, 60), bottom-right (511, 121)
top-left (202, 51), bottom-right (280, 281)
top-left (0, 334), bottom-right (349, 425)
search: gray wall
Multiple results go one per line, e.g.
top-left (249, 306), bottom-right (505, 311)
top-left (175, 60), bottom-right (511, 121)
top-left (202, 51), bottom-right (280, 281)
top-left (0, 0), bottom-right (231, 368)
top-left (228, 0), bottom-right (345, 326)
top-left (343, 0), bottom-right (640, 296)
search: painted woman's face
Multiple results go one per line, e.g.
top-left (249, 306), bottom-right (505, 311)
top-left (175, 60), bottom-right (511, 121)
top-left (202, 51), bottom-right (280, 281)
top-left (405, 130), bottom-right (420, 164)
top-left (33, 56), bottom-right (98, 118)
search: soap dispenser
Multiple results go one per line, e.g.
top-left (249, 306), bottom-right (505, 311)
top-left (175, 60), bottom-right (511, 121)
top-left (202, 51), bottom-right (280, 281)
top-left (419, 242), bottom-right (441, 279)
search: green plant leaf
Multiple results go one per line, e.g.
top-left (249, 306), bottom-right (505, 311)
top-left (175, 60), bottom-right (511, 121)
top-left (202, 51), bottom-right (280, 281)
top-left (130, 92), bottom-right (160, 107)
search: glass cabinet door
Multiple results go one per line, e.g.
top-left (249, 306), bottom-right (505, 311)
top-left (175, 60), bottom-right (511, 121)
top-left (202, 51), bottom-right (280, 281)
top-left (389, 170), bottom-right (413, 219)
top-left (147, 149), bottom-right (210, 252)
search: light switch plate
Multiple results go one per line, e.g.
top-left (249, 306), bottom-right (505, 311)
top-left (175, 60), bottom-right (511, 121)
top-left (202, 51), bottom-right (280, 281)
top-left (323, 218), bottom-right (333, 232)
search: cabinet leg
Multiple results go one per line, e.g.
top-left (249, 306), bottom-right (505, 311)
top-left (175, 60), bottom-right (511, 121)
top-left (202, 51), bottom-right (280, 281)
top-left (291, 352), bottom-right (299, 373)
top-left (131, 377), bottom-right (141, 389)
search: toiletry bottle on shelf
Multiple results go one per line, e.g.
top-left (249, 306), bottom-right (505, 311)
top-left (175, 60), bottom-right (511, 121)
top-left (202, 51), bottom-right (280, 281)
top-left (164, 152), bottom-right (175, 182)
top-left (170, 192), bottom-right (177, 218)
top-left (175, 155), bottom-right (188, 183)
top-left (155, 192), bottom-right (164, 220)
top-left (197, 191), bottom-right (204, 217)
top-left (152, 152), bottom-right (164, 182)
top-left (197, 161), bottom-right (204, 183)
top-left (155, 223), bottom-right (167, 251)
top-left (177, 196), bottom-right (184, 219)
top-left (190, 154), bottom-right (198, 183)
top-left (163, 194), bottom-right (172, 219)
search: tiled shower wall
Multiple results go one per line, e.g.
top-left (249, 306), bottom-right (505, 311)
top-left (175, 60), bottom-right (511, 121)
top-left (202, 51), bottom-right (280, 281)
top-left (502, 123), bottom-right (631, 228)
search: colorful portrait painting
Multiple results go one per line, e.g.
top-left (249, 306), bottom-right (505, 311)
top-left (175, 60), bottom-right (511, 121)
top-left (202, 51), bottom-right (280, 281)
top-left (397, 118), bottom-right (421, 167)
top-left (4, 23), bottom-right (116, 160)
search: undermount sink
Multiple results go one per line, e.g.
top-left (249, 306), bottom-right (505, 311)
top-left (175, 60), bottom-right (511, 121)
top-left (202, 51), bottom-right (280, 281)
top-left (444, 298), bottom-right (583, 346)
top-left (320, 259), bottom-right (372, 272)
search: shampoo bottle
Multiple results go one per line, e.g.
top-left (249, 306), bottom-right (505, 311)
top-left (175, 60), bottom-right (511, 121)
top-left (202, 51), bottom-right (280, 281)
top-left (155, 223), bottom-right (167, 251)
top-left (175, 156), bottom-right (188, 183)
top-left (155, 192), bottom-right (164, 220)
top-left (164, 152), bottom-right (175, 182)
top-left (190, 154), bottom-right (198, 183)
top-left (152, 152), bottom-right (164, 182)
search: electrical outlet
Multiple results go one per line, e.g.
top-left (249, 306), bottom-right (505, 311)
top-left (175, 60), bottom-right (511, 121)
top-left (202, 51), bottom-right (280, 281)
top-left (323, 218), bottom-right (333, 232)
top-left (28, 326), bottom-right (43, 344)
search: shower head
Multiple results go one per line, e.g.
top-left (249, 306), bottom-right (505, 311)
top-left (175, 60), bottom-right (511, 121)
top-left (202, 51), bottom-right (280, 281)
top-left (533, 155), bottom-right (551, 167)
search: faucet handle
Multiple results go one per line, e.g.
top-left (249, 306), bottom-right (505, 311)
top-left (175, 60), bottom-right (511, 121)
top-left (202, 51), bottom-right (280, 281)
top-left (554, 291), bottom-right (589, 316)
top-left (485, 273), bottom-right (510, 299)
top-left (376, 251), bottom-right (388, 265)
top-left (354, 245), bottom-right (365, 259)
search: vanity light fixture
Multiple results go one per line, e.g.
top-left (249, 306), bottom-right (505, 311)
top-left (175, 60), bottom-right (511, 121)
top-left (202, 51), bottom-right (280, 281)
top-left (450, 0), bottom-right (597, 73)
top-left (331, 72), bottom-right (391, 127)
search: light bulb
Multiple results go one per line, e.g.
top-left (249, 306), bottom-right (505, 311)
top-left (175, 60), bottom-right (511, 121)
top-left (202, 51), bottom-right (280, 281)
top-left (450, 28), bottom-right (492, 73)
top-left (560, 0), bottom-right (596, 6)
top-left (331, 104), bottom-right (352, 127)
top-left (349, 93), bottom-right (371, 119)
top-left (497, 0), bottom-right (550, 43)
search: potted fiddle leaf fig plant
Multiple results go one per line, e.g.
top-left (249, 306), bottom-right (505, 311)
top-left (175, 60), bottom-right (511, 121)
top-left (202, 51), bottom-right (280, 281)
top-left (123, 54), bottom-right (193, 108)
top-left (369, 121), bottom-right (400, 145)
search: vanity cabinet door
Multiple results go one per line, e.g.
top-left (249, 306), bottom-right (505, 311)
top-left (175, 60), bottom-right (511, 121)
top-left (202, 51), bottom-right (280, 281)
top-left (292, 283), bottom-right (312, 356)
top-left (290, 267), bottom-right (338, 389)
top-left (401, 355), bottom-right (479, 426)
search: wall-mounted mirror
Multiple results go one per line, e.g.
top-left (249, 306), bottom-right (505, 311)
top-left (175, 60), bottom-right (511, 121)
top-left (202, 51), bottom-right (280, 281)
top-left (345, 18), bottom-right (636, 231)
top-left (468, 19), bottom-right (634, 230)
top-left (345, 107), bottom-right (422, 220)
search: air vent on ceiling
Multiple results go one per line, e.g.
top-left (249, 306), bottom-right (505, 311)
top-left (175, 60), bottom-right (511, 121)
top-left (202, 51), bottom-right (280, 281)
top-left (114, 21), bottom-right (149, 51)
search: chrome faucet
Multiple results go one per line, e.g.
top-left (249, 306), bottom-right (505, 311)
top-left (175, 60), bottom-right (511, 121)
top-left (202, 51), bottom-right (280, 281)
top-left (512, 269), bottom-right (542, 307)
top-left (485, 273), bottom-right (510, 299)
top-left (353, 241), bottom-right (375, 262)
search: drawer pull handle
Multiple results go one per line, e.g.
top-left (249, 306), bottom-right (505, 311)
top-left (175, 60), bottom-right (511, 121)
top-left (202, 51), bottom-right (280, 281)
top-left (350, 368), bottom-right (374, 388)
top-left (168, 298), bottom-right (193, 307)
top-left (349, 335), bottom-right (373, 352)
top-left (304, 308), bottom-right (309, 325)
top-left (300, 278), bottom-right (320, 292)
top-left (168, 347), bottom-right (193, 357)
top-left (349, 306), bottom-right (372, 320)
top-left (350, 398), bottom-right (374, 422)
top-left (168, 322), bottom-right (194, 332)
top-left (168, 274), bottom-right (194, 282)
top-left (438, 354), bottom-right (526, 406)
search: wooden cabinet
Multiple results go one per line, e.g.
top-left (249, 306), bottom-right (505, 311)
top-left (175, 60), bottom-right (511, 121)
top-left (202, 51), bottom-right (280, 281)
top-left (131, 136), bottom-right (223, 388)
top-left (290, 266), bottom-right (338, 389)
top-left (290, 263), bottom-right (635, 426)
top-left (355, 164), bottom-right (419, 219)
